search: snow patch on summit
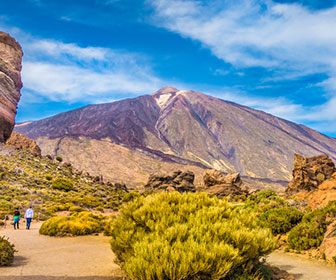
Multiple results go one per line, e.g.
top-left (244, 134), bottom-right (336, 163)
top-left (154, 90), bottom-right (190, 109)
top-left (155, 93), bottom-right (172, 108)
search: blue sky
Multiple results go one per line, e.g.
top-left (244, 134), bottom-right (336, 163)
top-left (1, 0), bottom-right (336, 137)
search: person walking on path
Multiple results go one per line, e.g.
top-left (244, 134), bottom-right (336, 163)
top-left (13, 208), bottom-right (20, 230)
top-left (24, 206), bottom-right (34, 230)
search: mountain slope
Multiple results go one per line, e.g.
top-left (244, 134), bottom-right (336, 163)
top-left (16, 87), bottom-right (336, 185)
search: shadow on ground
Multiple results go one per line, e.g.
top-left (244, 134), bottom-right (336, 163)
top-left (10, 256), bottom-right (28, 267)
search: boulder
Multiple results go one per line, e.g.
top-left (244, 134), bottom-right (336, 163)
top-left (202, 169), bottom-right (248, 198)
top-left (0, 31), bottom-right (23, 142)
top-left (320, 221), bottom-right (336, 263)
top-left (6, 131), bottom-right (41, 156)
top-left (286, 154), bottom-right (336, 193)
top-left (144, 170), bottom-right (196, 193)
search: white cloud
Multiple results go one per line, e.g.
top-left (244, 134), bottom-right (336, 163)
top-left (150, 0), bottom-right (336, 71)
top-left (19, 38), bottom-right (163, 102)
top-left (22, 61), bottom-right (161, 102)
top-left (149, 0), bottom-right (336, 135)
top-left (26, 40), bottom-right (108, 61)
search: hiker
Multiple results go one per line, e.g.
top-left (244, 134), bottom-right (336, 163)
top-left (24, 206), bottom-right (34, 230)
top-left (13, 208), bottom-right (20, 230)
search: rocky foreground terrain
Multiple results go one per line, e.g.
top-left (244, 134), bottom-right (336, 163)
top-left (15, 86), bottom-right (336, 188)
top-left (0, 31), bottom-right (22, 143)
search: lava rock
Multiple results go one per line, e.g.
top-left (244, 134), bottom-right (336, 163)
top-left (202, 169), bottom-right (248, 198)
top-left (144, 170), bottom-right (196, 193)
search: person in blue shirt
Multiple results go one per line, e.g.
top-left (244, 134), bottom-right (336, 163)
top-left (13, 208), bottom-right (20, 230)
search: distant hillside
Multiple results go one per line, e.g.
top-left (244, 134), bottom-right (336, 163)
top-left (16, 87), bottom-right (336, 187)
top-left (0, 144), bottom-right (128, 220)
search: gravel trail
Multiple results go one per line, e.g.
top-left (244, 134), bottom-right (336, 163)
top-left (268, 251), bottom-right (336, 280)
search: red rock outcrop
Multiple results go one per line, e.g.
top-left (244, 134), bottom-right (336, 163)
top-left (286, 154), bottom-right (336, 193)
top-left (295, 171), bottom-right (336, 210)
top-left (0, 31), bottom-right (23, 142)
top-left (6, 131), bottom-right (41, 156)
top-left (202, 169), bottom-right (248, 198)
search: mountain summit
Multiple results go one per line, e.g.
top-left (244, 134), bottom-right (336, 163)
top-left (16, 87), bottom-right (336, 185)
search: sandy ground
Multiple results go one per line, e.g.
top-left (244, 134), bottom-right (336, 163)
top-left (0, 222), bottom-right (125, 280)
top-left (2, 221), bottom-right (336, 280)
top-left (268, 251), bottom-right (336, 280)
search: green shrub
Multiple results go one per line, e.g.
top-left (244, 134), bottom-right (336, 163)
top-left (288, 200), bottom-right (336, 251)
top-left (303, 200), bottom-right (336, 223)
top-left (246, 190), bottom-right (283, 205)
top-left (110, 192), bottom-right (277, 280)
top-left (288, 221), bottom-right (326, 250)
top-left (0, 236), bottom-right (15, 266)
top-left (244, 190), bottom-right (287, 214)
top-left (52, 178), bottom-right (74, 192)
top-left (121, 191), bottom-right (140, 203)
top-left (55, 156), bottom-right (63, 162)
top-left (259, 207), bottom-right (304, 235)
top-left (332, 256), bottom-right (336, 263)
top-left (39, 212), bottom-right (101, 236)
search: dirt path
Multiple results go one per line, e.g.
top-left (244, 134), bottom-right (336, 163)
top-left (0, 222), bottom-right (124, 280)
top-left (268, 251), bottom-right (336, 280)
top-left (2, 222), bottom-right (336, 280)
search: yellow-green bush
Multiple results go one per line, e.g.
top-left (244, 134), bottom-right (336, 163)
top-left (104, 216), bottom-right (116, 236)
top-left (110, 192), bottom-right (277, 280)
top-left (39, 212), bottom-right (101, 237)
top-left (69, 206), bottom-right (84, 213)
top-left (0, 236), bottom-right (15, 266)
top-left (121, 191), bottom-right (140, 203)
top-left (244, 190), bottom-right (287, 214)
top-left (45, 175), bottom-right (53, 181)
top-left (55, 156), bottom-right (63, 162)
top-left (52, 178), bottom-right (74, 192)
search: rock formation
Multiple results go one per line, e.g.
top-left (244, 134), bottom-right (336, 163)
top-left (202, 169), bottom-right (248, 198)
top-left (0, 31), bottom-right (23, 142)
top-left (286, 154), bottom-right (336, 193)
top-left (6, 131), bottom-right (41, 156)
top-left (320, 221), bottom-right (336, 263)
top-left (144, 170), bottom-right (196, 192)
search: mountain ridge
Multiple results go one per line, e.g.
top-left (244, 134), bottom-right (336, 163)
top-left (15, 87), bottom-right (336, 186)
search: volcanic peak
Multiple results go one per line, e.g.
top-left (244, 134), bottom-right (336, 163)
top-left (152, 86), bottom-right (191, 109)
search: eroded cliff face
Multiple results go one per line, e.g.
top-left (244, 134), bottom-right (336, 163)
top-left (0, 31), bottom-right (23, 142)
